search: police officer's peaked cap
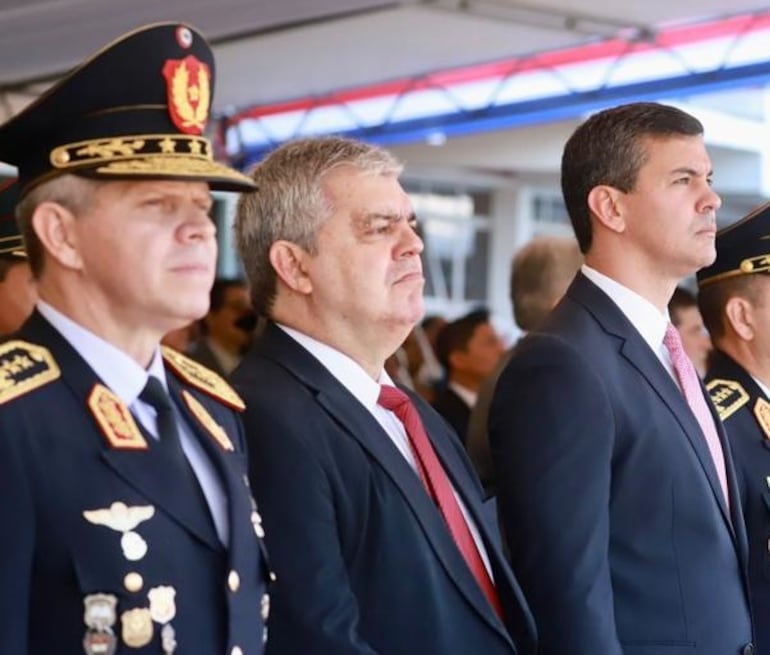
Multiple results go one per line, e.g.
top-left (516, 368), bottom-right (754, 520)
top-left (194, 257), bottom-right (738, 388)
top-left (0, 23), bottom-right (256, 197)
top-left (0, 178), bottom-right (25, 258)
top-left (698, 201), bottom-right (770, 287)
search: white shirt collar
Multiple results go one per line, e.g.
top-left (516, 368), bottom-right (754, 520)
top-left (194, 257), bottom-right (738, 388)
top-left (448, 381), bottom-right (476, 408)
top-left (752, 375), bottom-right (770, 399)
top-left (36, 300), bottom-right (167, 405)
top-left (276, 323), bottom-right (393, 410)
top-left (581, 264), bottom-right (670, 354)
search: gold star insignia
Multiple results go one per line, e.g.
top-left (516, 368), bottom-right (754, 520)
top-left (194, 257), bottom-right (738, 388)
top-left (188, 140), bottom-right (202, 155)
top-left (159, 138), bottom-right (176, 154)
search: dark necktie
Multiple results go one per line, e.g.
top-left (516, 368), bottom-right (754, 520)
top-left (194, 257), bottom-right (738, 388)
top-left (139, 376), bottom-right (210, 509)
top-left (378, 384), bottom-right (503, 619)
top-left (140, 377), bottom-right (187, 454)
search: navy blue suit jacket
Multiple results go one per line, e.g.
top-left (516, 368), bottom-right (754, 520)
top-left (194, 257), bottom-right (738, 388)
top-left (432, 386), bottom-right (472, 444)
top-left (490, 273), bottom-right (753, 655)
top-left (231, 323), bottom-right (536, 655)
top-left (706, 351), bottom-right (770, 655)
top-left (0, 311), bottom-right (270, 654)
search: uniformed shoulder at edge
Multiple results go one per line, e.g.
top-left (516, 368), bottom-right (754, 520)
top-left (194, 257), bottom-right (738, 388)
top-left (161, 345), bottom-right (245, 411)
top-left (0, 339), bottom-right (61, 405)
top-left (706, 377), bottom-right (750, 421)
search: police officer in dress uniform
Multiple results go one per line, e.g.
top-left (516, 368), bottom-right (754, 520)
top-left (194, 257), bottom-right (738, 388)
top-left (0, 178), bottom-right (36, 335)
top-left (700, 203), bottom-right (770, 655)
top-left (0, 24), bottom-right (271, 655)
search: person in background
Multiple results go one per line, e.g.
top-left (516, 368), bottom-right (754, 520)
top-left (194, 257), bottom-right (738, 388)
top-left (161, 321), bottom-right (201, 354)
top-left (232, 135), bottom-right (536, 655)
top-left (669, 285), bottom-right (712, 377)
top-left (466, 236), bottom-right (582, 493)
top-left (490, 101), bottom-right (753, 655)
top-left (432, 308), bottom-right (504, 442)
top-left (189, 277), bottom-right (254, 376)
top-left (698, 201), bottom-right (770, 655)
top-left (0, 178), bottom-right (36, 335)
top-left (0, 23), bottom-right (271, 655)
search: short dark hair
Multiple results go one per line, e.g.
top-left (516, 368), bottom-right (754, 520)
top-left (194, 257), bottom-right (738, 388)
top-left (698, 276), bottom-right (761, 342)
top-left (209, 278), bottom-right (246, 313)
top-left (668, 287), bottom-right (698, 327)
top-left (561, 102), bottom-right (704, 253)
top-left (435, 309), bottom-right (490, 371)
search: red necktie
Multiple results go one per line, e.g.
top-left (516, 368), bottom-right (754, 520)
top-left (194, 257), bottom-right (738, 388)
top-left (663, 324), bottom-right (729, 507)
top-left (378, 384), bottom-right (503, 619)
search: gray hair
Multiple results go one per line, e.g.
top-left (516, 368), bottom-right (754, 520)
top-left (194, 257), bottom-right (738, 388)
top-left (235, 136), bottom-right (403, 317)
top-left (15, 174), bottom-right (100, 277)
top-left (510, 236), bottom-right (582, 330)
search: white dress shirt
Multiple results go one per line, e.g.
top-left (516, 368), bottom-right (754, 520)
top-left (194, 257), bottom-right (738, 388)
top-left (277, 323), bottom-right (494, 578)
top-left (582, 265), bottom-right (677, 383)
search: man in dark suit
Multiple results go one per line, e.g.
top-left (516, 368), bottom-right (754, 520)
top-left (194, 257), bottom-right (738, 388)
top-left (466, 236), bottom-right (581, 493)
top-left (0, 179), bottom-right (36, 335)
top-left (432, 308), bottom-right (505, 442)
top-left (490, 102), bottom-right (754, 655)
top-left (699, 203), bottom-right (770, 655)
top-left (231, 136), bottom-right (536, 655)
top-left (0, 24), bottom-right (271, 655)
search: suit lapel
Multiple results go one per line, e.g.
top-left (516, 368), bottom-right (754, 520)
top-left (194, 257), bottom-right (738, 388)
top-left (167, 376), bottom-right (270, 564)
top-left (415, 398), bottom-right (537, 646)
top-left (259, 324), bottom-right (513, 643)
top-left (570, 275), bottom-right (734, 534)
top-left (21, 311), bottom-right (222, 551)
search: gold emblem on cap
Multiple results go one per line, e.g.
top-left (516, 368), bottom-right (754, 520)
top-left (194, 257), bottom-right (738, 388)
top-left (148, 585), bottom-right (177, 624)
top-left (121, 607), bottom-right (154, 648)
top-left (740, 254), bottom-right (770, 275)
top-left (162, 346), bottom-right (245, 410)
top-left (182, 389), bottom-right (234, 451)
top-left (163, 55), bottom-right (210, 135)
top-left (0, 340), bottom-right (60, 405)
top-left (754, 398), bottom-right (770, 439)
top-left (88, 384), bottom-right (148, 450)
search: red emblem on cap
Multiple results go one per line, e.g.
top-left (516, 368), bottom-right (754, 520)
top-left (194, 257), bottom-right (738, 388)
top-left (162, 56), bottom-right (211, 135)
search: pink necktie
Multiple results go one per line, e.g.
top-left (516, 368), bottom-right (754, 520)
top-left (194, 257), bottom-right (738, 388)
top-left (378, 384), bottom-right (503, 619)
top-left (663, 323), bottom-right (729, 506)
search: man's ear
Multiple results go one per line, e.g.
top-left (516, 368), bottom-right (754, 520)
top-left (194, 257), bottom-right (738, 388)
top-left (31, 201), bottom-right (84, 271)
top-left (724, 295), bottom-right (754, 341)
top-left (587, 185), bottom-right (626, 235)
top-left (269, 240), bottom-right (313, 295)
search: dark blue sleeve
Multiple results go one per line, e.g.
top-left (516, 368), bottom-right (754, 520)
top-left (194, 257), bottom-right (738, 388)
top-left (489, 334), bottom-right (622, 655)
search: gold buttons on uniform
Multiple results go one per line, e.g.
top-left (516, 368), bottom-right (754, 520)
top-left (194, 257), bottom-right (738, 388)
top-left (124, 572), bottom-right (144, 592)
top-left (228, 570), bottom-right (240, 592)
top-left (251, 511), bottom-right (265, 538)
top-left (261, 593), bottom-right (270, 620)
top-left (231, 646), bottom-right (243, 655)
